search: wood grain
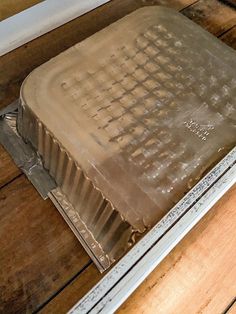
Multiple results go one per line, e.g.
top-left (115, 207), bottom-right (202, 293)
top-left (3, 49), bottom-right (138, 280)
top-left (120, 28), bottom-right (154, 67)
top-left (1, 0), bottom-right (235, 110)
top-left (0, 144), bottom-right (21, 188)
top-left (0, 175), bottom-right (90, 313)
top-left (0, 0), bottom-right (198, 110)
top-left (118, 185), bottom-right (236, 314)
top-left (139, 0), bottom-right (199, 10)
top-left (0, 0), bottom-right (42, 21)
top-left (182, 0), bottom-right (236, 37)
top-left (40, 265), bottom-right (102, 314)
top-left (0, 0), bottom-right (235, 313)
top-left (0, 0), bottom-right (138, 110)
top-left (220, 25), bottom-right (236, 49)
top-left (38, 185), bottom-right (236, 314)
top-left (226, 300), bottom-right (236, 314)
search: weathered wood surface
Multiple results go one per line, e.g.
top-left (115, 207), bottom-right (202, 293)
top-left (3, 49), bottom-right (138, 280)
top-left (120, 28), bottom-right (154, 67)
top-left (0, 144), bottom-right (21, 189)
top-left (1, 0), bottom-right (235, 110)
top-left (40, 265), bottom-right (102, 314)
top-left (220, 25), bottom-right (236, 49)
top-left (139, 0), bottom-right (199, 10)
top-left (182, 0), bottom-right (236, 36)
top-left (227, 300), bottom-right (236, 314)
top-left (0, 0), bottom-right (139, 110)
top-left (0, 0), bottom-right (42, 21)
top-left (0, 175), bottom-right (90, 313)
top-left (118, 185), bottom-right (236, 314)
top-left (39, 185), bottom-right (236, 314)
top-left (0, 0), bottom-right (235, 313)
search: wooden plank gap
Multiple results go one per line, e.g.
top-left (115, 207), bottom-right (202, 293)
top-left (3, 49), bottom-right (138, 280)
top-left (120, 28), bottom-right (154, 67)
top-left (0, 144), bottom-right (22, 188)
top-left (218, 0), bottom-right (236, 10)
top-left (182, 0), bottom-right (236, 37)
top-left (179, 0), bottom-right (200, 12)
top-left (222, 297), bottom-right (236, 314)
top-left (219, 25), bottom-right (236, 49)
top-left (218, 24), bottom-right (236, 38)
top-left (0, 172), bottom-right (23, 191)
top-left (0, 175), bottom-right (91, 313)
top-left (33, 260), bottom-right (93, 314)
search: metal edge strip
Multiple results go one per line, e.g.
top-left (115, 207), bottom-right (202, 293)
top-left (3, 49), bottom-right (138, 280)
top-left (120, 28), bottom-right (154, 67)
top-left (0, 0), bottom-right (111, 57)
top-left (69, 147), bottom-right (236, 313)
top-left (0, 111), bottom-right (56, 199)
top-left (49, 188), bottom-right (109, 272)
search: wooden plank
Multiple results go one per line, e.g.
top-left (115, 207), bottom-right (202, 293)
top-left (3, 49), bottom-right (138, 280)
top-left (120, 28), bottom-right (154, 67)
top-left (182, 0), bottom-right (236, 37)
top-left (137, 0), bottom-right (199, 10)
top-left (220, 25), bottom-right (236, 49)
top-left (0, 144), bottom-right (21, 188)
top-left (1, 0), bottom-right (235, 110)
top-left (0, 0), bottom-right (235, 313)
top-left (0, 0), bottom-right (197, 110)
top-left (117, 185), bottom-right (236, 314)
top-left (40, 265), bottom-right (102, 314)
top-left (0, 0), bottom-right (196, 22)
top-left (0, 0), bottom-right (137, 110)
top-left (226, 300), bottom-right (236, 314)
top-left (38, 185), bottom-right (236, 314)
top-left (0, 175), bottom-right (90, 313)
top-left (0, 0), bottom-right (112, 57)
top-left (0, 0), bottom-right (42, 21)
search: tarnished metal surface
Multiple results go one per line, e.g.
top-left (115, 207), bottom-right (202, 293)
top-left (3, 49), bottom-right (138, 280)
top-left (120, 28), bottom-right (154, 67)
top-left (18, 106), bottom-right (132, 270)
top-left (0, 104), bottom-right (56, 199)
top-left (17, 6), bottom-right (236, 271)
top-left (49, 188), bottom-right (111, 271)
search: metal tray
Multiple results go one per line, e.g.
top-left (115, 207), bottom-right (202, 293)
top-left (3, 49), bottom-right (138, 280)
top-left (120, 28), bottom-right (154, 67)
top-left (1, 6), bottom-right (235, 272)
